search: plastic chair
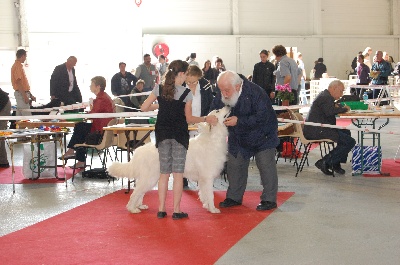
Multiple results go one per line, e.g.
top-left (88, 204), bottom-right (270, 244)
top-left (277, 113), bottom-right (302, 166)
top-left (299, 89), bottom-right (310, 105)
top-left (114, 128), bottom-right (151, 162)
top-left (287, 109), bottom-right (335, 177)
top-left (71, 118), bottom-right (118, 180)
top-left (309, 80), bottom-right (320, 103)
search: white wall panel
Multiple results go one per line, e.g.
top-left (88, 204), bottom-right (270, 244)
top-left (321, 0), bottom-right (391, 35)
top-left (140, 0), bottom-right (232, 35)
top-left (238, 0), bottom-right (312, 35)
top-left (0, 0), bottom-right (19, 47)
top-left (26, 0), bottom-right (136, 33)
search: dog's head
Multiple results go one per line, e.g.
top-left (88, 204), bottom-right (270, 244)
top-left (207, 106), bottom-right (231, 125)
top-left (196, 106), bottom-right (230, 135)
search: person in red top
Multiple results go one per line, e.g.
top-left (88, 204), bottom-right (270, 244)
top-left (63, 76), bottom-right (115, 168)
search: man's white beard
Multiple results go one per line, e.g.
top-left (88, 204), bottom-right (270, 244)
top-left (221, 90), bottom-right (240, 107)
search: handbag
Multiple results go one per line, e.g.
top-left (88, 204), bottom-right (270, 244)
top-left (85, 131), bottom-right (102, 145)
top-left (281, 141), bottom-right (302, 158)
top-left (352, 144), bottom-right (381, 174)
top-left (82, 168), bottom-right (109, 179)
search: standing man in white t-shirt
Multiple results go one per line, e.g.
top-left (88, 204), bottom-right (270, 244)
top-left (297, 53), bottom-right (307, 104)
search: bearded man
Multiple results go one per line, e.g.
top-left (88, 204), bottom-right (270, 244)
top-left (210, 70), bottom-right (279, 211)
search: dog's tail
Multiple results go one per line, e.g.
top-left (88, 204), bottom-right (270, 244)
top-left (108, 162), bottom-right (134, 179)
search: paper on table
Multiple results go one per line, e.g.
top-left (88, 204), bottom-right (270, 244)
top-left (125, 123), bottom-right (155, 127)
top-left (349, 110), bottom-right (375, 113)
top-left (369, 71), bottom-right (379, 79)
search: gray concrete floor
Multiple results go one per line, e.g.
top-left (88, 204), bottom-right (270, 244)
top-left (1, 117), bottom-right (400, 264)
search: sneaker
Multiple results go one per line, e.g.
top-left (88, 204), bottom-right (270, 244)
top-left (157, 211), bottom-right (167, 219)
top-left (172, 212), bottom-right (188, 220)
top-left (256, 201), bottom-right (277, 211)
top-left (219, 198), bottom-right (242, 208)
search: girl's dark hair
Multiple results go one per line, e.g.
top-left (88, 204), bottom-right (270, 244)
top-left (162, 60), bottom-right (189, 101)
top-left (202, 60), bottom-right (211, 71)
top-left (260, 49), bottom-right (269, 56)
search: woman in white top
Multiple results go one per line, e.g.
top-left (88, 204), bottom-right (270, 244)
top-left (185, 65), bottom-right (214, 138)
top-left (363, 51), bottom-right (372, 69)
top-left (297, 53), bottom-right (307, 104)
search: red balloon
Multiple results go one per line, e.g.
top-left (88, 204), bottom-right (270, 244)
top-left (152, 43), bottom-right (169, 58)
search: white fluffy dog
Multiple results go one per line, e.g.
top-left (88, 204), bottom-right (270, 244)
top-left (108, 106), bottom-right (230, 214)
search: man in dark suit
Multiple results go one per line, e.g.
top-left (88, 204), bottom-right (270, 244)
top-left (50, 56), bottom-right (82, 106)
top-left (303, 80), bottom-right (355, 175)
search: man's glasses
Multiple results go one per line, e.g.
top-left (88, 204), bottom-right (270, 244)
top-left (186, 80), bottom-right (199, 85)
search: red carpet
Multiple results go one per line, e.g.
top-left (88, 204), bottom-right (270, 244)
top-left (336, 118), bottom-right (352, 127)
top-left (363, 159), bottom-right (400, 177)
top-left (0, 166), bottom-right (76, 184)
top-left (0, 190), bottom-right (294, 265)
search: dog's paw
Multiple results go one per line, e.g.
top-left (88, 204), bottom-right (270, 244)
top-left (138, 204), bottom-right (148, 210)
top-left (209, 208), bottom-right (221, 214)
top-left (127, 206), bottom-right (141, 214)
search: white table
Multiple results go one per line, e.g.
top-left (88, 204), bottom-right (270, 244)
top-left (0, 129), bottom-right (67, 193)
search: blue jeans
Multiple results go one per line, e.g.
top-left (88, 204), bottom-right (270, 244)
top-left (67, 122), bottom-right (92, 162)
top-left (324, 129), bottom-right (356, 165)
